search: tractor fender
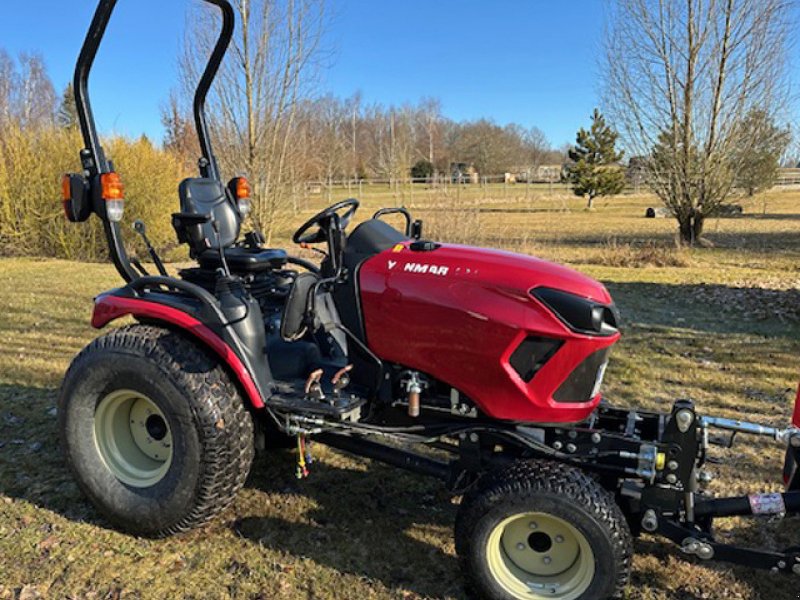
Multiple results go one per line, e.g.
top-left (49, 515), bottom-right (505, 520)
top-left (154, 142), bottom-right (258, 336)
top-left (794, 382), bottom-right (800, 428)
top-left (91, 294), bottom-right (266, 409)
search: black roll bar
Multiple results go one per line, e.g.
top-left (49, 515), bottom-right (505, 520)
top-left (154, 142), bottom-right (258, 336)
top-left (194, 0), bottom-right (235, 181)
top-left (73, 0), bottom-right (235, 282)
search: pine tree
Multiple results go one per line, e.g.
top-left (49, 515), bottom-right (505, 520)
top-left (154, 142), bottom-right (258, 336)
top-left (733, 109), bottom-right (790, 197)
top-left (56, 83), bottom-right (78, 130)
top-left (567, 109), bottom-right (625, 209)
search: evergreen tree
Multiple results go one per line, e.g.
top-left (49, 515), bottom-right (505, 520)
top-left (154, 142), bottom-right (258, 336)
top-left (56, 83), bottom-right (78, 130)
top-left (410, 159), bottom-right (434, 180)
top-left (567, 109), bottom-right (625, 209)
top-left (733, 109), bottom-right (790, 197)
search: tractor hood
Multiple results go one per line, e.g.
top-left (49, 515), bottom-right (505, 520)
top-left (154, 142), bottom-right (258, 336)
top-left (358, 241), bottom-right (619, 423)
top-left (380, 242), bottom-right (613, 305)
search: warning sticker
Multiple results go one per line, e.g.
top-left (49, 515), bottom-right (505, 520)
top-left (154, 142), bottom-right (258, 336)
top-left (748, 493), bottom-right (786, 515)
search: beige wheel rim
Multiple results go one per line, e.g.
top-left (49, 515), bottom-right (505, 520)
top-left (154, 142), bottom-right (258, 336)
top-left (93, 389), bottom-right (173, 488)
top-left (486, 512), bottom-right (595, 600)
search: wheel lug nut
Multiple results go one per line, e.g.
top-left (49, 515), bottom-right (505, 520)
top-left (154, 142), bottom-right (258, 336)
top-left (543, 556), bottom-right (552, 565)
top-left (555, 535), bottom-right (564, 543)
top-left (529, 522), bottom-right (538, 530)
top-left (516, 543), bottom-right (526, 551)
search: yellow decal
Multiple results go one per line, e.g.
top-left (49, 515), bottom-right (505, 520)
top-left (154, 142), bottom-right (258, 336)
top-left (392, 244), bottom-right (404, 253)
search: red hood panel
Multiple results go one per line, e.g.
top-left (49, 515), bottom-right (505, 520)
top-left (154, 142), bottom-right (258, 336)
top-left (403, 243), bottom-right (613, 304)
top-left (358, 242), bottom-right (618, 424)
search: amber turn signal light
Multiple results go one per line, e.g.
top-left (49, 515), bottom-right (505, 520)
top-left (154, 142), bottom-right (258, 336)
top-left (235, 176), bottom-right (251, 199)
top-left (61, 174), bottom-right (72, 201)
top-left (101, 172), bottom-right (125, 200)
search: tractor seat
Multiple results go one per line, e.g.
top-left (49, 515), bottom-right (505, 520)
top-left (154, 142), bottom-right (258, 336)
top-left (175, 177), bottom-right (287, 274)
top-left (198, 246), bottom-right (287, 272)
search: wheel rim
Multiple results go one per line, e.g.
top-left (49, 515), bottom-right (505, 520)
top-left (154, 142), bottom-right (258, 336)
top-left (93, 389), bottom-right (173, 488)
top-left (486, 512), bottom-right (595, 600)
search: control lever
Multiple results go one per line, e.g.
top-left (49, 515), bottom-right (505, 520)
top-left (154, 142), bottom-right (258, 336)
top-left (132, 220), bottom-right (168, 277)
top-left (304, 369), bottom-right (325, 401)
top-left (332, 365), bottom-right (353, 393)
top-left (210, 221), bottom-right (231, 277)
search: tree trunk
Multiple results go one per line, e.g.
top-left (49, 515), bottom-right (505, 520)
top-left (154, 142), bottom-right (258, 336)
top-left (677, 213), bottom-right (705, 245)
top-left (586, 195), bottom-right (594, 209)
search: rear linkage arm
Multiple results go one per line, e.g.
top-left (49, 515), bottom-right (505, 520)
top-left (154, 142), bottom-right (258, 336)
top-left (611, 400), bottom-right (800, 576)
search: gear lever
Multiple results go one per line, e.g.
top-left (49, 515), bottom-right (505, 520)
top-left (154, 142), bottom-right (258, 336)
top-left (210, 220), bottom-right (231, 277)
top-left (132, 220), bottom-right (168, 277)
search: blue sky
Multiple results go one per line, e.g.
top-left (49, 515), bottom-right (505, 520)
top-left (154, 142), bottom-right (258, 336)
top-left (1, 1), bottom-right (790, 149)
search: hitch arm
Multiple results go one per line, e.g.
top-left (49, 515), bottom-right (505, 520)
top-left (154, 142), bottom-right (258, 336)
top-left (701, 417), bottom-right (800, 446)
top-left (657, 519), bottom-right (800, 575)
top-left (694, 491), bottom-right (800, 519)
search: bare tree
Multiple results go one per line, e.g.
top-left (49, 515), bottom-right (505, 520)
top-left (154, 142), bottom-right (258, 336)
top-left (14, 53), bottom-right (56, 128)
top-left (524, 126), bottom-right (550, 171)
top-left (604, 0), bottom-right (790, 244)
top-left (179, 0), bottom-right (326, 243)
top-left (0, 50), bottom-right (15, 128)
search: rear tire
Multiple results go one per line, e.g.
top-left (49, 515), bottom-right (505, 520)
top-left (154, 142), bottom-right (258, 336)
top-left (58, 324), bottom-right (254, 537)
top-left (455, 460), bottom-right (631, 600)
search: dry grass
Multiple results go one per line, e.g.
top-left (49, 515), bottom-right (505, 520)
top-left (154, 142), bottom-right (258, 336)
top-left (1, 190), bottom-right (800, 599)
top-left (591, 238), bottom-right (691, 268)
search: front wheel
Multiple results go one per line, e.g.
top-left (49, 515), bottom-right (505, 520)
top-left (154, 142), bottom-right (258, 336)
top-left (455, 460), bottom-right (632, 600)
top-left (58, 324), bottom-right (254, 537)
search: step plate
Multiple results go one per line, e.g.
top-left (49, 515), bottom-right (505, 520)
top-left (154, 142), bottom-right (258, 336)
top-left (268, 392), bottom-right (366, 419)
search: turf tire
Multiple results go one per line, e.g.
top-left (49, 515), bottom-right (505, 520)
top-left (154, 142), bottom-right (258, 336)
top-left (454, 459), bottom-right (632, 600)
top-left (58, 324), bottom-right (254, 537)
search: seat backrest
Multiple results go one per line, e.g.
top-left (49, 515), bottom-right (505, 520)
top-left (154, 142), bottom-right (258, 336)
top-left (178, 178), bottom-right (241, 252)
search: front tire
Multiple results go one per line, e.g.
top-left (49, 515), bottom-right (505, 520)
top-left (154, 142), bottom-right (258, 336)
top-left (58, 324), bottom-right (254, 537)
top-left (455, 460), bottom-right (632, 600)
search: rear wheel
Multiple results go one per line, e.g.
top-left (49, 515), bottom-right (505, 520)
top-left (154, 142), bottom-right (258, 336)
top-left (59, 324), bottom-right (254, 536)
top-left (455, 460), bottom-right (631, 600)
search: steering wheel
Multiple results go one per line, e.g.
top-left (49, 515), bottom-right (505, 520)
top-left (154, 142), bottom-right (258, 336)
top-left (292, 198), bottom-right (360, 245)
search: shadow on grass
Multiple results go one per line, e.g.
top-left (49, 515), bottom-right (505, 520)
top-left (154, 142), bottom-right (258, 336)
top-left (237, 451), bottom-right (464, 598)
top-left (631, 520), bottom-right (800, 599)
top-left (0, 384), bottom-right (108, 525)
top-left (527, 228), bottom-right (800, 251)
top-left (606, 281), bottom-right (800, 339)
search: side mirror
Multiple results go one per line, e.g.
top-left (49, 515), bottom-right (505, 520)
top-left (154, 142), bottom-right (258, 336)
top-left (61, 174), bottom-right (92, 222)
top-left (410, 219), bottom-right (423, 240)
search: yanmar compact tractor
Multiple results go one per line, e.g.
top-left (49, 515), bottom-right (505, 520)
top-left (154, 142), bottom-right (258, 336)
top-left (58, 1), bottom-right (800, 598)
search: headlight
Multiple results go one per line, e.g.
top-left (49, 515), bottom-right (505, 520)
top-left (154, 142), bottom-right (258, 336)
top-left (532, 287), bottom-right (619, 336)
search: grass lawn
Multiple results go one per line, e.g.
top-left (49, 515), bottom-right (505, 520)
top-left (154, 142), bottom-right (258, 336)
top-left (1, 189), bottom-right (799, 599)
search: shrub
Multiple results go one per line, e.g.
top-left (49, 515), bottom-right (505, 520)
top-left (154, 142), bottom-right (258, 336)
top-left (0, 125), bottom-right (188, 261)
top-left (594, 238), bottom-right (691, 268)
top-left (410, 159), bottom-right (434, 180)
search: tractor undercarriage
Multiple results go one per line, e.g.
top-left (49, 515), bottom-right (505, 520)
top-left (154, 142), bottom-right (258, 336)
top-left (273, 398), bottom-right (800, 577)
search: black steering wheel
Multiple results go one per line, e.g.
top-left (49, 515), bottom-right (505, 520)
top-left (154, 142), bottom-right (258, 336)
top-left (292, 198), bottom-right (360, 245)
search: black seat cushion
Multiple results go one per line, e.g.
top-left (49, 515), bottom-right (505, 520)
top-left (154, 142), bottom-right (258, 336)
top-left (198, 246), bottom-right (288, 273)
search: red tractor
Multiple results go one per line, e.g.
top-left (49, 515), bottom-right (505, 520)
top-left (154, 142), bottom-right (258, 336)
top-left (59, 1), bottom-right (800, 598)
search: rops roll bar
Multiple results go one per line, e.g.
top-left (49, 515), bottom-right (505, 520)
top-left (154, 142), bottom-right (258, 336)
top-left (72, 0), bottom-right (235, 282)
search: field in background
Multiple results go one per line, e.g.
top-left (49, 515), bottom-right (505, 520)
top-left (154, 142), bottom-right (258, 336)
top-left (1, 190), bottom-right (799, 599)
